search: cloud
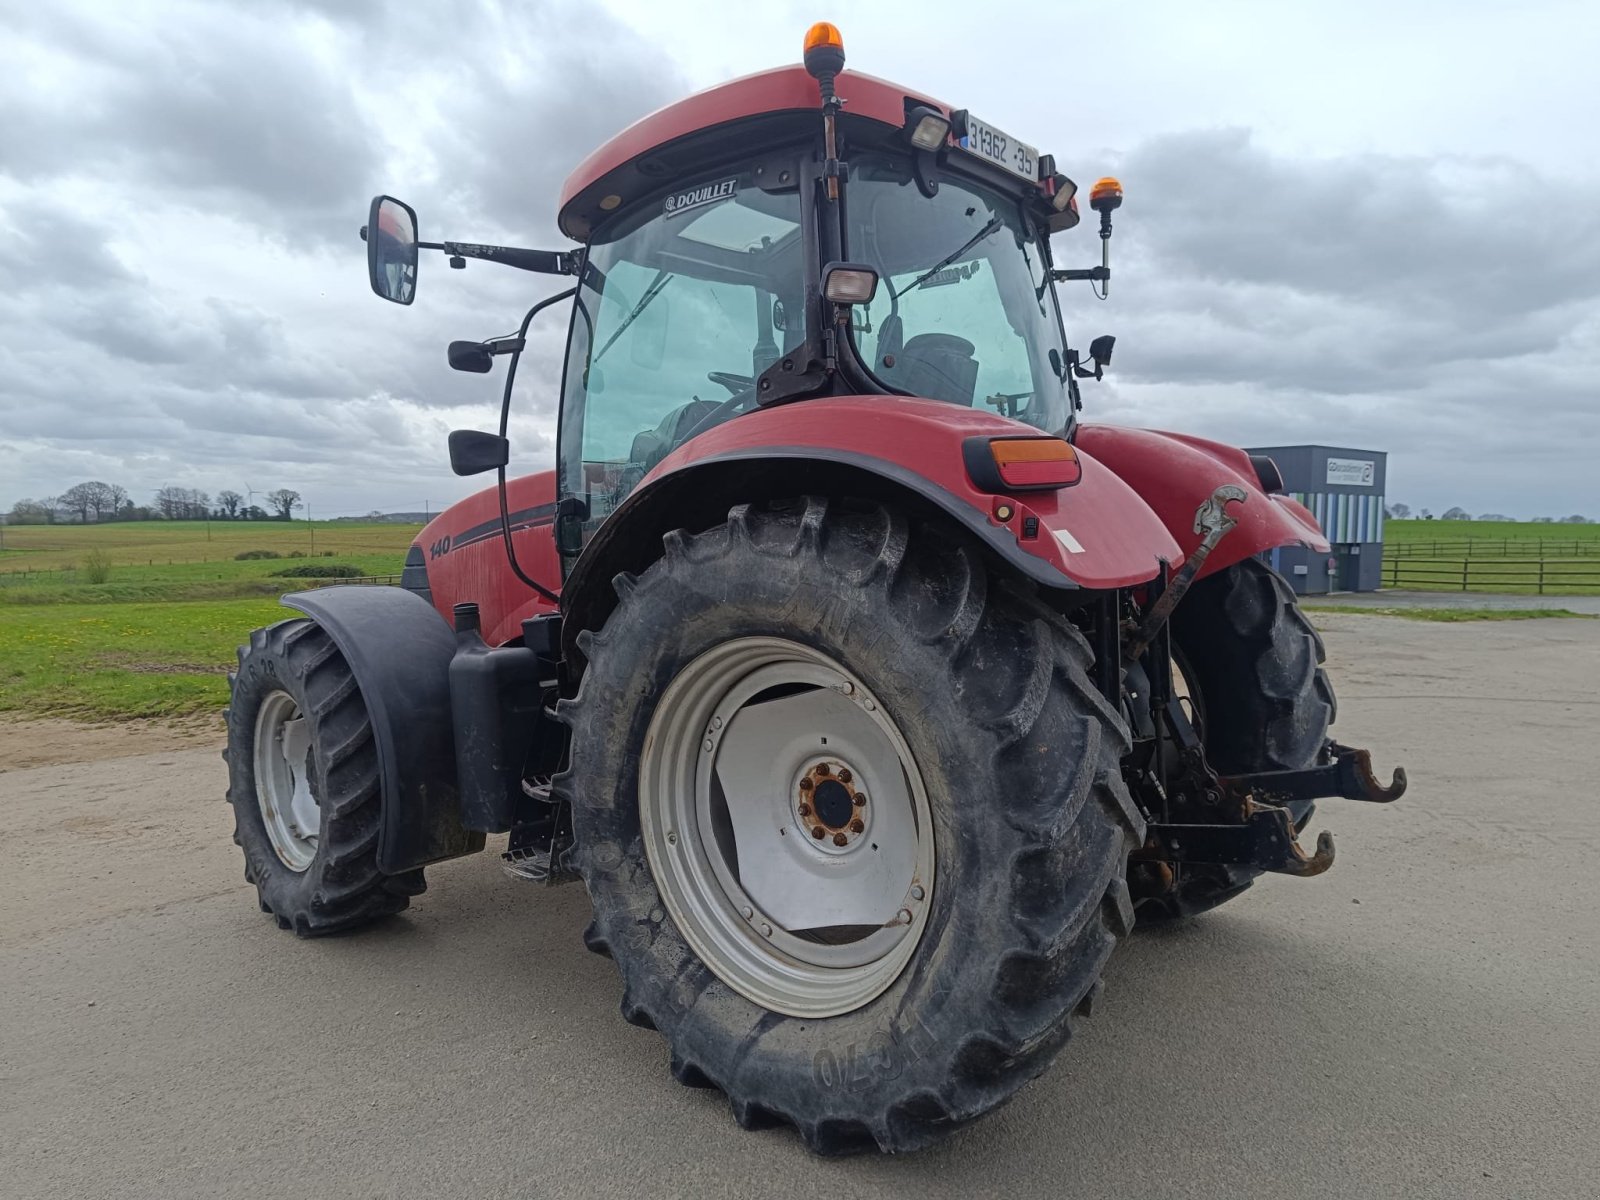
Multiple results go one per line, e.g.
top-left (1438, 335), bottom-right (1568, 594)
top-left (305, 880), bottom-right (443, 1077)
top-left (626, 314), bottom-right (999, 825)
top-left (0, 0), bottom-right (683, 517)
top-left (0, 0), bottom-right (1595, 523)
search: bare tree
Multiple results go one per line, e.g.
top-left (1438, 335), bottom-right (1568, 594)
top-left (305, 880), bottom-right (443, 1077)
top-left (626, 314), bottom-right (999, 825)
top-left (60, 482), bottom-right (97, 523)
top-left (1559, 514), bottom-right (1590, 524)
top-left (7, 498), bottom-right (54, 525)
top-left (1441, 506), bottom-right (1471, 521)
top-left (107, 484), bottom-right (129, 518)
top-left (267, 488), bottom-right (303, 521)
top-left (216, 489), bottom-right (243, 519)
top-left (153, 486), bottom-right (184, 520)
top-left (1386, 502), bottom-right (1411, 519)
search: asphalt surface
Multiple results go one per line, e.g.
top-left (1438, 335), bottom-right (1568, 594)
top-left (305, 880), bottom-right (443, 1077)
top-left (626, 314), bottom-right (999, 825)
top-left (3, 613), bottom-right (1597, 1199)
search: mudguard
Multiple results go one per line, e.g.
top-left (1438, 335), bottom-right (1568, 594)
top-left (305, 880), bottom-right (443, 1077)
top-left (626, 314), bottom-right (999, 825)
top-left (282, 586), bottom-right (484, 873)
top-left (1076, 425), bottom-right (1330, 577)
top-left (560, 396), bottom-right (1183, 654)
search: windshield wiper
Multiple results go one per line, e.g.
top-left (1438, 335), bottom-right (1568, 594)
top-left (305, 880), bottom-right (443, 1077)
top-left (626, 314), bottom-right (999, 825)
top-left (893, 215), bottom-right (1003, 300)
top-left (595, 269), bottom-right (674, 362)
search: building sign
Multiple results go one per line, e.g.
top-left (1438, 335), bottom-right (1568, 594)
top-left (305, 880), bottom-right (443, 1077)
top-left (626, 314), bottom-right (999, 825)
top-left (1326, 457), bottom-right (1376, 487)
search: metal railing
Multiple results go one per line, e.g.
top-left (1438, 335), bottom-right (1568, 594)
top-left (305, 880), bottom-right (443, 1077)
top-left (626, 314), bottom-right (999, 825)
top-left (1382, 556), bottom-right (1600, 593)
top-left (1388, 538), bottom-right (1600, 558)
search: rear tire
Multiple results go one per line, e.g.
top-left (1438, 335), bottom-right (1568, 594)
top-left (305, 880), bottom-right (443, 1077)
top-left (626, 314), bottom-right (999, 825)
top-left (563, 497), bottom-right (1144, 1154)
top-left (1139, 558), bottom-right (1336, 920)
top-left (225, 618), bottom-right (424, 936)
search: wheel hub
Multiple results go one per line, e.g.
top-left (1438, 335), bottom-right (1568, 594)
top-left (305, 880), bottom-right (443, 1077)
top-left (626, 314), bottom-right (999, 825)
top-left (638, 637), bottom-right (936, 1018)
top-left (796, 762), bottom-right (868, 848)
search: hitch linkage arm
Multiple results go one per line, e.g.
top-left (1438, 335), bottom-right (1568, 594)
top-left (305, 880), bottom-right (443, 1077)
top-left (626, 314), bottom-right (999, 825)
top-left (1221, 743), bottom-right (1408, 808)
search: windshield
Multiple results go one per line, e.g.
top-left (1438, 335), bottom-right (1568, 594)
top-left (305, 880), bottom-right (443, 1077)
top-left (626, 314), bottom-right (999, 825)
top-left (558, 161), bottom-right (806, 533)
top-left (845, 153), bottom-right (1072, 432)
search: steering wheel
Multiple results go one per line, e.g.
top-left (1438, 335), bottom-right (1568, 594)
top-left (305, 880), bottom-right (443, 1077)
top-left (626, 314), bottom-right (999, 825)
top-left (707, 370), bottom-right (753, 395)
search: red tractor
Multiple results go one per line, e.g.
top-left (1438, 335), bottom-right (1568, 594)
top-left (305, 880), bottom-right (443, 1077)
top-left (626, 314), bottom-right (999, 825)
top-left (226, 24), bottom-right (1405, 1154)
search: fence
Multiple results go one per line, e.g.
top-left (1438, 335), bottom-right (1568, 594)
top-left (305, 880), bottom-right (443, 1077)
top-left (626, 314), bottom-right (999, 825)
top-left (1382, 556), bottom-right (1600, 593)
top-left (1388, 538), bottom-right (1600, 558)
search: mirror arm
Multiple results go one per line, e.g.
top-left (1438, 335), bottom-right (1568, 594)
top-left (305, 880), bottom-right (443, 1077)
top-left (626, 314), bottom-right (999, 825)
top-left (419, 241), bottom-right (579, 276)
top-left (1050, 266), bottom-right (1109, 284)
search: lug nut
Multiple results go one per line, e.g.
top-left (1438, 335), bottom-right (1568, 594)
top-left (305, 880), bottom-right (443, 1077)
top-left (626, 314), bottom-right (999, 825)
top-left (798, 802), bottom-right (812, 817)
top-left (799, 778), bottom-right (814, 792)
top-left (910, 885), bottom-right (925, 901)
top-left (816, 763), bottom-right (831, 776)
top-left (848, 818), bottom-right (864, 833)
top-left (897, 908), bottom-right (913, 924)
top-left (853, 792), bottom-right (867, 807)
top-left (837, 768), bottom-right (852, 784)
top-left (833, 832), bottom-right (849, 846)
top-left (811, 827), bottom-right (826, 840)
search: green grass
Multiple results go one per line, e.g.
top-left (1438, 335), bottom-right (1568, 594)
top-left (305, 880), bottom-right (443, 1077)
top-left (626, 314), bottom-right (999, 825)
top-left (0, 597), bottom-right (296, 719)
top-left (1386, 519), bottom-right (1600, 544)
top-left (1305, 605), bottom-right (1597, 623)
top-left (0, 519), bottom-right (419, 574)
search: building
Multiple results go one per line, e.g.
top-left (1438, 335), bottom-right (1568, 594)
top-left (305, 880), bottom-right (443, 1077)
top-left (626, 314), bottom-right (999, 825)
top-left (1245, 444), bottom-right (1387, 594)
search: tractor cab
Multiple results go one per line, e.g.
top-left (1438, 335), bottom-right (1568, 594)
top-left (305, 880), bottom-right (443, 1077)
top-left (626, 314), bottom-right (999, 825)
top-left (363, 25), bottom-right (1123, 567)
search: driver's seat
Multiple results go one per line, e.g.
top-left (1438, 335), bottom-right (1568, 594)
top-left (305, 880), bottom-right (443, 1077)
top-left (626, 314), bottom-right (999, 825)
top-left (884, 332), bottom-right (979, 406)
top-left (629, 398), bottom-right (722, 472)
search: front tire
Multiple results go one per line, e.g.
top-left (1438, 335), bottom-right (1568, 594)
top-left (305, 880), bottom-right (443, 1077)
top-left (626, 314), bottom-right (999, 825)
top-left (226, 619), bottom-right (423, 936)
top-left (562, 498), bottom-right (1144, 1154)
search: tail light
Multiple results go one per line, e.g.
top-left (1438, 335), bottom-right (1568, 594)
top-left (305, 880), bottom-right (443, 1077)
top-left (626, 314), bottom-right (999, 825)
top-left (964, 436), bottom-right (1082, 492)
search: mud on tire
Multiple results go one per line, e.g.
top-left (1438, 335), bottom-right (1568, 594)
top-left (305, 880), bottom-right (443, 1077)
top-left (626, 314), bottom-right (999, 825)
top-left (1142, 557), bottom-right (1337, 919)
top-left (561, 497), bottom-right (1144, 1154)
top-left (225, 619), bottom-right (424, 935)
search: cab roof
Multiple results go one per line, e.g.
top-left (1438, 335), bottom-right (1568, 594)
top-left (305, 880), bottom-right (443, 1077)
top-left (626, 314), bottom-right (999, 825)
top-left (557, 65), bottom-right (950, 241)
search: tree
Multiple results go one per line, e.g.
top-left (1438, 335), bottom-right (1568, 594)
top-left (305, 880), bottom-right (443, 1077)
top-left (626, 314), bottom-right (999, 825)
top-left (1478, 513), bottom-right (1514, 523)
top-left (1559, 514), bottom-right (1590, 524)
top-left (267, 488), bottom-right (303, 521)
top-left (241, 504), bottom-right (269, 521)
top-left (216, 489), bottom-right (243, 519)
top-left (59, 482), bottom-right (97, 523)
top-left (153, 486), bottom-right (211, 520)
top-left (1386, 502), bottom-right (1411, 519)
top-left (107, 484), bottom-right (129, 519)
top-left (1441, 506), bottom-right (1471, 521)
top-left (7, 498), bottom-right (53, 525)
top-left (1533, 516), bottom-right (1555, 524)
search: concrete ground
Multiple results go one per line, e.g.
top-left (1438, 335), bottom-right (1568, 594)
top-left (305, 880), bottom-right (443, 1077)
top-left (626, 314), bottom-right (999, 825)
top-left (2, 613), bottom-right (1597, 1199)
top-left (1304, 588), bottom-right (1600, 614)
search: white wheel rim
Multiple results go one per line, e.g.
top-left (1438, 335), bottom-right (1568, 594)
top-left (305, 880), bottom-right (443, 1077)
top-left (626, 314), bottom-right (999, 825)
top-left (639, 637), bottom-right (936, 1019)
top-left (254, 690), bottom-right (319, 871)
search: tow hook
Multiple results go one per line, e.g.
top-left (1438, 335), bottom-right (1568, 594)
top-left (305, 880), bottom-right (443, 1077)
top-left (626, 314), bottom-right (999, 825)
top-left (1123, 484), bottom-right (1248, 662)
top-left (1222, 743), bottom-right (1409, 808)
top-left (1139, 800), bottom-right (1337, 878)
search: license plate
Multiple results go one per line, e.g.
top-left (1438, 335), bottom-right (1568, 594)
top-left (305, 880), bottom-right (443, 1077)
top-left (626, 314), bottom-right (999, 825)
top-left (957, 113), bottom-right (1039, 183)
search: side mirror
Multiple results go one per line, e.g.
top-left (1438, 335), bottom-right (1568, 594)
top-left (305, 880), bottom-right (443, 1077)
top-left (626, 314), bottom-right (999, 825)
top-left (365, 195), bottom-right (418, 305)
top-left (448, 340), bottom-right (494, 373)
top-left (448, 429), bottom-right (510, 476)
top-left (1088, 334), bottom-right (1115, 368)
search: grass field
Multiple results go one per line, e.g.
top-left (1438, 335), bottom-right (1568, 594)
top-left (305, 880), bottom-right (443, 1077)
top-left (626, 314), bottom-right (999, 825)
top-left (0, 519), bottom-right (418, 572)
top-left (3, 514), bottom-right (1597, 722)
top-left (0, 521), bottom-right (421, 720)
top-left (0, 596), bottom-right (292, 719)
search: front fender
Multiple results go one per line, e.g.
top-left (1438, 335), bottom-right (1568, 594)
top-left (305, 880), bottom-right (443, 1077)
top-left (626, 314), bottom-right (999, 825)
top-left (1076, 425), bottom-right (1330, 576)
top-left (561, 397), bottom-right (1181, 656)
top-left (282, 586), bottom-right (484, 873)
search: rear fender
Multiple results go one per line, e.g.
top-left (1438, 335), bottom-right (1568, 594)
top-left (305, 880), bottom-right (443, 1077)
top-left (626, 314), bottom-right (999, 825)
top-left (282, 586), bottom-right (484, 873)
top-left (561, 397), bottom-right (1182, 657)
top-left (1075, 425), bottom-right (1330, 575)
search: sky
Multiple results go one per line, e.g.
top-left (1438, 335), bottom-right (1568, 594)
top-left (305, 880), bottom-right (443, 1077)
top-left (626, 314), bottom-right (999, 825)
top-left (1, 0), bottom-right (1596, 520)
